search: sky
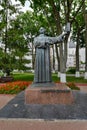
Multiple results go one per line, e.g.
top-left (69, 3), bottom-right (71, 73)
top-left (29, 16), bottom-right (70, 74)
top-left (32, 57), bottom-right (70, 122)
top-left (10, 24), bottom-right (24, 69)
top-left (11, 0), bottom-right (32, 12)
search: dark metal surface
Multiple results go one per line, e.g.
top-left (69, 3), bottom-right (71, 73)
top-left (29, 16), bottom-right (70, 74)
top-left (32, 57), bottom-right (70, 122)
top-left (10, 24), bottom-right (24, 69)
top-left (33, 27), bottom-right (65, 84)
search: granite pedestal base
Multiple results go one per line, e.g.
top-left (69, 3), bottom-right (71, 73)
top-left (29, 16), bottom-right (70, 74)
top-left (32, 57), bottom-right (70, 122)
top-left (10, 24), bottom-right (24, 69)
top-left (25, 83), bottom-right (74, 104)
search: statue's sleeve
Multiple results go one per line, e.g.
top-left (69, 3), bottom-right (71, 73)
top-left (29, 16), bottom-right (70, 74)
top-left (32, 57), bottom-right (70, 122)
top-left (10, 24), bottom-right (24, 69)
top-left (46, 34), bottom-right (63, 45)
top-left (34, 37), bottom-right (40, 48)
top-left (34, 37), bottom-right (46, 48)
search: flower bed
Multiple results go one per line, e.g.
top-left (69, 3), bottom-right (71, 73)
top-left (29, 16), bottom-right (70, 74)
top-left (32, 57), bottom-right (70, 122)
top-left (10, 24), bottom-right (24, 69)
top-left (0, 81), bottom-right (80, 94)
top-left (0, 81), bottom-right (32, 94)
top-left (66, 82), bottom-right (80, 90)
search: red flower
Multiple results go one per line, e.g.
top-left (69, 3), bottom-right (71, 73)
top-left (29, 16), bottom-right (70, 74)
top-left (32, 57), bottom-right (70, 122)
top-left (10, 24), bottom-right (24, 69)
top-left (0, 81), bottom-right (32, 94)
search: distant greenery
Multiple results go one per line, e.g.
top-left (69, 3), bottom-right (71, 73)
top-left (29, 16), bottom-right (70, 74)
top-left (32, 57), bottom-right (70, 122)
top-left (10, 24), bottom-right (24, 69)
top-left (0, 72), bottom-right (87, 83)
top-left (67, 67), bottom-right (76, 74)
top-left (0, 72), bottom-right (87, 94)
top-left (13, 73), bottom-right (34, 81)
top-left (66, 76), bottom-right (87, 83)
top-left (7, 72), bottom-right (87, 83)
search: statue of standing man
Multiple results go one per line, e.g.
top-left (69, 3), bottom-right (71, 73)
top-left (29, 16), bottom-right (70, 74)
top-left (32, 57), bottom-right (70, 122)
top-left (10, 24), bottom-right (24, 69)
top-left (33, 27), bottom-right (68, 87)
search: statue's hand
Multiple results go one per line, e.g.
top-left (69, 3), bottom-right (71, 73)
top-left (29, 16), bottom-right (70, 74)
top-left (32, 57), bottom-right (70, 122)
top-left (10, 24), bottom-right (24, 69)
top-left (60, 32), bottom-right (68, 41)
top-left (61, 32), bottom-right (68, 37)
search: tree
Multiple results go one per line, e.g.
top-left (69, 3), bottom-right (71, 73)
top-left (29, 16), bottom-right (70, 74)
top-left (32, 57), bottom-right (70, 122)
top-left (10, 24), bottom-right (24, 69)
top-left (19, 0), bottom-right (67, 82)
top-left (83, 0), bottom-right (87, 79)
top-left (7, 14), bottom-right (31, 71)
top-left (72, 12), bottom-right (85, 77)
top-left (0, 0), bottom-right (30, 74)
top-left (16, 11), bottom-right (50, 70)
top-left (0, 0), bottom-right (18, 75)
top-left (18, 0), bottom-right (86, 82)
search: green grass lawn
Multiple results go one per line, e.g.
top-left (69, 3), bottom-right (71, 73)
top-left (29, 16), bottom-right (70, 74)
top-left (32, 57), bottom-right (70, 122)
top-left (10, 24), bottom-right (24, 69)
top-left (0, 72), bottom-right (87, 94)
top-left (12, 73), bottom-right (87, 83)
top-left (66, 76), bottom-right (87, 83)
top-left (13, 73), bottom-right (34, 81)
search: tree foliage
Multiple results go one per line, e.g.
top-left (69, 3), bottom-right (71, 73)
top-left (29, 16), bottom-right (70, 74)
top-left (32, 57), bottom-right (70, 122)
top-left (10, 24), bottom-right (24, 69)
top-left (0, 0), bottom-right (87, 76)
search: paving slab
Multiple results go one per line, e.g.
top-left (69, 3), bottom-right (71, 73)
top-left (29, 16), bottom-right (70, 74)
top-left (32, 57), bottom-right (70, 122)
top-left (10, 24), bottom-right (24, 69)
top-left (0, 90), bottom-right (87, 119)
top-left (0, 119), bottom-right (87, 130)
top-left (0, 94), bottom-right (15, 109)
top-left (76, 83), bottom-right (87, 93)
top-left (0, 85), bottom-right (87, 130)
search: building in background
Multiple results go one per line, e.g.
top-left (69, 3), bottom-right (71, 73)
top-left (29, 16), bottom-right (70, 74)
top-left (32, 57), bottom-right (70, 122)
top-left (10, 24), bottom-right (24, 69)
top-left (67, 39), bottom-right (85, 71)
top-left (66, 39), bottom-right (76, 70)
top-left (51, 39), bottom-right (85, 72)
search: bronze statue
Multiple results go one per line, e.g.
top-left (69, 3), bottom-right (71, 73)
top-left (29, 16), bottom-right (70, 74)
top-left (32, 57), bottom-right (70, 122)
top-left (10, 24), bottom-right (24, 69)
top-left (33, 27), bottom-right (68, 85)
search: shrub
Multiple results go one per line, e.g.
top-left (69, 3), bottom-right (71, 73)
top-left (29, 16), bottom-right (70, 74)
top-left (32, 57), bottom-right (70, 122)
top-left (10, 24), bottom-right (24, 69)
top-left (67, 67), bottom-right (76, 74)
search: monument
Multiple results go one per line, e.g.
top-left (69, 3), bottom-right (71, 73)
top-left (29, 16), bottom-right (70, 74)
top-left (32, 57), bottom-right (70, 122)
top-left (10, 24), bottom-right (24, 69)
top-left (25, 23), bottom-right (74, 104)
top-left (32, 27), bottom-right (66, 87)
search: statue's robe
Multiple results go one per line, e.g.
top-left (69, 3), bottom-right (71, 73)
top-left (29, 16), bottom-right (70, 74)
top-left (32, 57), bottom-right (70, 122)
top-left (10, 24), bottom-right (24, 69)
top-left (34, 34), bottom-right (63, 83)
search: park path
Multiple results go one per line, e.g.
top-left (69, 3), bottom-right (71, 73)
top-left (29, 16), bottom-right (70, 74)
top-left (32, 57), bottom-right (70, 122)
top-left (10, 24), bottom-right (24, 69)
top-left (0, 119), bottom-right (87, 130)
top-left (0, 83), bottom-right (87, 109)
top-left (0, 73), bottom-right (87, 109)
top-left (0, 83), bottom-right (87, 130)
top-left (75, 83), bottom-right (87, 93)
top-left (0, 94), bottom-right (15, 109)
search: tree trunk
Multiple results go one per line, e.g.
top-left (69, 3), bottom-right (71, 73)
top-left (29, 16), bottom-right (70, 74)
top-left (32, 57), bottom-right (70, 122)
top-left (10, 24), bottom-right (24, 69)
top-left (55, 44), bottom-right (60, 77)
top-left (64, 35), bottom-right (68, 69)
top-left (49, 0), bottom-right (67, 82)
top-left (59, 42), bottom-right (66, 82)
top-left (84, 12), bottom-right (87, 79)
top-left (75, 30), bottom-right (80, 77)
top-left (52, 44), bottom-right (55, 72)
top-left (31, 40), bottom-right (34, 70)
top-left (4, 0), bottom-right (8, 54)
top-left (83, 0), bottom-right (87, 79)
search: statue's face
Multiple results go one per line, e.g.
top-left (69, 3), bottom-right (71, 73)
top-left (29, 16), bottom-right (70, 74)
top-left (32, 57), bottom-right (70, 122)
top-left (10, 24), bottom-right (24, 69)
top-left (39, 27), bottom-right (45, 34)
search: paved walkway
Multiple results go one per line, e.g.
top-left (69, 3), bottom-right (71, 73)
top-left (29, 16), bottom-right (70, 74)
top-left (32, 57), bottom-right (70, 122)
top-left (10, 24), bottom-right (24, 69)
top-left (0, 83), bottom-right (87, 115)
top-left (0, 119), bottom-right (87, 130)
top-left (0, 83), bottom-right (87, 110)
top-left (0, 94), bottom-right (15, 109)
top-left (0, 83), bottom-right (87, 130)
top-left (76, 83), bottom-right (87, 93)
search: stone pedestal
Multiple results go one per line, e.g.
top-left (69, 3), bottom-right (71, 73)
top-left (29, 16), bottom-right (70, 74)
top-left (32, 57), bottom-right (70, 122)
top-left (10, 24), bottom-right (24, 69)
top-left (25, 83), bottom-right (74, 104)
